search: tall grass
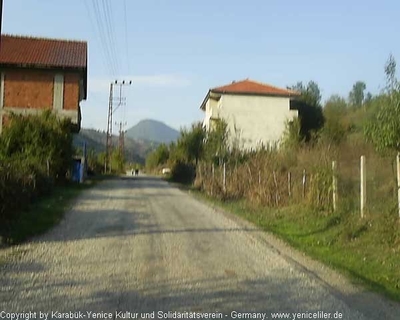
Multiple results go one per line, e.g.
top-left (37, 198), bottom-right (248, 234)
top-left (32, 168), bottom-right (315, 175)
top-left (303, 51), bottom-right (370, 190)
top-left (194, 138), bottom-right (400, 300)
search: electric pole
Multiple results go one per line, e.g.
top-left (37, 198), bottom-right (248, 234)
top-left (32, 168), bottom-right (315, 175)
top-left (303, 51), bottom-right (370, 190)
top-left (105, 82), bottom-right (114, 173)
top-left (117, 120), bottom-right (127, 155)
top-left (104, 80), bottom-right (132, 173)
top-left (0, 0), bottom-right (3, 35)
top-left (1, 0), bottom-right (4, 49)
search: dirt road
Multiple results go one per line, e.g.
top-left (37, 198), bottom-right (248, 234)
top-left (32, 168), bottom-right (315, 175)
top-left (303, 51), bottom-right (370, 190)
top-left (0, 176), bottom-right (399, 319)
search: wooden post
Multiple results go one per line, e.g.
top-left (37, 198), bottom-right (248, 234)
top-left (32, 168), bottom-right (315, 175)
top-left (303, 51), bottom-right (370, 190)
top-left (273, 171), bottom-right (279, 205)
top-left (288, 172), bottom-right (292, 198)
top-left (360, 155), bottom-right (366, 218)
top-left (332, 161), bottom-right (338, 211)
top-left (258, 170), bottom-right (261, 186)
top-left (223, 162), bottom-right (226, 192)
top-left (302, 169), bottom-right (306, 198)
top-left (397, 154), bottom-right (400, 219)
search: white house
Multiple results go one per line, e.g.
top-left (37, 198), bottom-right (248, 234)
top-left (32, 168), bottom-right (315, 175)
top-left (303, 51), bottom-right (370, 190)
top-left (200, 79), bottom-right (300, 150)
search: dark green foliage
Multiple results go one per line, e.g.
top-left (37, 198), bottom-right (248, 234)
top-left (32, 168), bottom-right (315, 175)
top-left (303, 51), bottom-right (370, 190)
top-left (170, 160), bottom-right (196, 184)
top-left (289, 81), bottom-right (325, 142)
top-left (0, 112), bottom-right (74, 243)
top-left (0, 111), bottom-right (73, 179)
top-left (290, 100), bottom-right (324, 142)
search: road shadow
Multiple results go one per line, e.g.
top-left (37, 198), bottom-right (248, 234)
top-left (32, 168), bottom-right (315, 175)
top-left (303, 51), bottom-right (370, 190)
top-left (2, 270), bottom-right (399, 319)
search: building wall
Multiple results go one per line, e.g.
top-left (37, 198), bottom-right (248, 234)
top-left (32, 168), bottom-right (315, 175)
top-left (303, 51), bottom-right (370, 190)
top-left (63, 73), bottom-right (80, 110)
top-left (203, 95), bottom-right (222, 131)
top-left (210, 94), bottom-right (298, 150)
top-left (4, 69), bottom-right (54, 109)
top-left (0, 68), bottom-right (82, 133)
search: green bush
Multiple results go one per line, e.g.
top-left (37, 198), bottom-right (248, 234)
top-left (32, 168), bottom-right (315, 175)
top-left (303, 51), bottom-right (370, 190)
top-left (0, 112), bottom-right (73, 243)
top-left (170, 160), bottom-right (196, 184)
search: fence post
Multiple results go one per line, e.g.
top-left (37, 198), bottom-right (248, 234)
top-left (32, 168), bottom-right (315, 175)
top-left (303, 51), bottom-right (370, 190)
top-left (211, 164), bottom-right (215, 196)
top-left (360, 155), bottom-right (366, 218)
top-left (302, 169), bottom-right (306, 198)
top-left (273, 171), bottom-right (279, 205)
top-left (332, 160), bottom-right (338, 211)
top-left (223, 162), bottom-right (226, 193)
top-left (397, 154), bottom-right (400, 219)
top-left (288, 172), bottom-right (292, 198)
top-left (258, 170), bottom-right (261, 186)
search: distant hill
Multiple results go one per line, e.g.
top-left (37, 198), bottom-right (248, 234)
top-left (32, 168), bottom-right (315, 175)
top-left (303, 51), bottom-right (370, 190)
top-left (73, 129), bottom-right (158, 164)
top-left (125, 119), bottom-right (180, 144)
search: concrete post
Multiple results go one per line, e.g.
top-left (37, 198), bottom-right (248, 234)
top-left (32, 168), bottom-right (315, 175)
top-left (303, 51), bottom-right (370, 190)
top-left (332, 161), bottom-right (338, 211)
top-left (360, 155), bottom-right (366, 218)
top-left (397, 154), bottom-right (400, 219)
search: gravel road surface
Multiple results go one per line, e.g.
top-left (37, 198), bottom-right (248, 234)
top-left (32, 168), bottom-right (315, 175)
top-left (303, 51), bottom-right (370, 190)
top-left (1, 176), bottom-right (399, 320)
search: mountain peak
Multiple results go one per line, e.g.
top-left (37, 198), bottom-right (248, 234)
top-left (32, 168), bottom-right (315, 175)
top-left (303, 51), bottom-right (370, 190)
top-left (125, 119), bottom-right (180, 143)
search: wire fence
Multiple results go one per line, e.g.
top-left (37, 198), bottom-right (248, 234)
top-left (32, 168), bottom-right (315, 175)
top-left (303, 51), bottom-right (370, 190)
top-left (196, 153), bottom-right (400, 219)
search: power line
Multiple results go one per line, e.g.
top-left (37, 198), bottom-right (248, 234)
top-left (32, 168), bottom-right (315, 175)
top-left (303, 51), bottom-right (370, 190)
top-left (91, 0), bottom-right (116, 76)
top-left (83, 0), bottom-right (112, 77)
top-left (101, 0), bottom-right (120, 75)
top-left (123, 0), bottom-right (131, 75)
top-left (91, 0), bottom-right (118, 76)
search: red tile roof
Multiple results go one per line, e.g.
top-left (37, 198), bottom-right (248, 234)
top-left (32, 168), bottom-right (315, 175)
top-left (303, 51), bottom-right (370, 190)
top-left (0, 35), bottom-right (87, 69)
top-left (211, 79), bottom-right (299, 97)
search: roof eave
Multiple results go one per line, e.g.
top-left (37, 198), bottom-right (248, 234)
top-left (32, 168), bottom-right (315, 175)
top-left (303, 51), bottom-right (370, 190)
top-left (200, 90), bottom-right (210, 111)
top-left (0, 62), bottom-right (87, 71)
top-left (210, 89), bottom-right (300, 99)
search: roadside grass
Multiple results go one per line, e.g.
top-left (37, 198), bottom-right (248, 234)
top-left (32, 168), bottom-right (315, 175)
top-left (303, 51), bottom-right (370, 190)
top-left (192, 191), bottom-right (400, 302)
top-left (2, 178), bottom-right (100, 245)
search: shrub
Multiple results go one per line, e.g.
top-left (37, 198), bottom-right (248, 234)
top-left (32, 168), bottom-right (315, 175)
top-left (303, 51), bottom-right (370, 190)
top-left (0, 112), bottom-right (73, 243)
top-left (170, 160), bottom-right (196, 184)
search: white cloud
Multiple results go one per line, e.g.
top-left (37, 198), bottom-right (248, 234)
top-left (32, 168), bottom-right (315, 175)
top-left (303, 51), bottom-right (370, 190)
top-left (88, 74), bottom-right (191, 94)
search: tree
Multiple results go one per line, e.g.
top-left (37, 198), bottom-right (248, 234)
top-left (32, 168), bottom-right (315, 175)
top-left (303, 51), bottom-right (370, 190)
top-left (318, 94), bottom-right (349, 145)
top-left (365, 56), bottom-right (400, 153)
top-left (364, 92), bottom-right (373, 105)
top-left (349, 81), bottom-right (366, 107)
top-left (289, 81), bottom-right (324, 141)
top-left (175, 122), bottom-right (205, 165)
top-left (290, 81), bottom-right (322, 107)
top-left (203, 119), bottom-right (229, 164)
top-left (145, 143), bottom-right (170, 169)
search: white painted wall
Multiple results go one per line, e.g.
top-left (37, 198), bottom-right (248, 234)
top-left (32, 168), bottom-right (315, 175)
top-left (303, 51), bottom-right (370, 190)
top-left (205, 94), bottom-right (298, 150)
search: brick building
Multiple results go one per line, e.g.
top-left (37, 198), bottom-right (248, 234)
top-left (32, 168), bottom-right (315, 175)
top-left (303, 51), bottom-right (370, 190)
top-left (0, 35), bottom-right (88, 133)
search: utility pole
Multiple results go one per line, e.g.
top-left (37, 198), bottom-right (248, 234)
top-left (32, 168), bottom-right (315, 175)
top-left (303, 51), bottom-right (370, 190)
top-left (0, 0), bottom-right (3, 35)
top-left (0, 0), bottom-right (4, 50)
top-left (118, 120), bottom-right (127, 155)
top-left (105, 82), bottom-right (114, 173)
top-left (104, 80), bottom-right (132, 173)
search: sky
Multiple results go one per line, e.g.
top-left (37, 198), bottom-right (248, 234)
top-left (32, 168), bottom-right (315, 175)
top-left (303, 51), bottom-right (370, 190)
top-left (3, 0), bottom-right (400, 131)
